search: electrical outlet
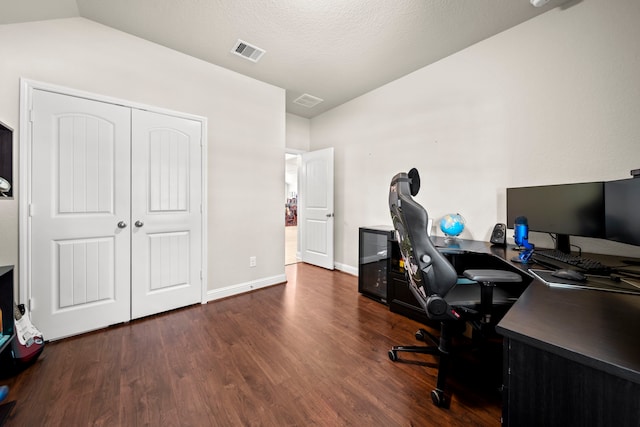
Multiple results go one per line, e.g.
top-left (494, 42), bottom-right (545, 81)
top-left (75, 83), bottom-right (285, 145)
top-left (249, 256), bottom-right (257, 267)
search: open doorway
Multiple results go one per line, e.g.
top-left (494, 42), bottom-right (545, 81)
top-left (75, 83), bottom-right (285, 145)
top-left (285, 153), bottom-right (300, 264)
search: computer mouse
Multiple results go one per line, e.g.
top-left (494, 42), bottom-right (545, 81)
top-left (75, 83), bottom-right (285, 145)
top-left (552, 268), bottom-right (586, 282)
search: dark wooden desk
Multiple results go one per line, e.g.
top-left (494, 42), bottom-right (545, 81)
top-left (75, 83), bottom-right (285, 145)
top-left (386, 237), bottom-right (640, 425)
top-left (447, 241), bottom-right (640, 426)
top-left (497, 270), bottom-right (640, 426)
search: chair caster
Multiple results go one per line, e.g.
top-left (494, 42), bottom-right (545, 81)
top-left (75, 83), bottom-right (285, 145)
top-left (415, 329), bottom-right (425, 341)
top-left (388, 350), bottom-right (398, 362)
top-left (431, 389), bottom-right (447, 407)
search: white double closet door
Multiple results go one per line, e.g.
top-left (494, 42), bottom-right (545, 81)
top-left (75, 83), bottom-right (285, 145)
top-left (29, 89), bottom-right (203, 340)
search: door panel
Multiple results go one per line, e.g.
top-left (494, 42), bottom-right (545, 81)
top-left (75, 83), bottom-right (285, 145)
top-left (148, 232), bottom-right (190, 291)
top-left (148, 127), bottom-right (190, 211)
top-left (57, 237), bottom-right (115, 307)
top-left (57, 114), bottom-right (115, 213)
top-left (130, 109), bottom-right (202, 319)
top-left (300, 148), bottom-right (334, 270)
top-left (30, 90), bottom-right (131, 340)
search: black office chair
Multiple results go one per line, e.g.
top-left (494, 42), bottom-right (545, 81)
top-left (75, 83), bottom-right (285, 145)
top-left (388, 169), bottom-right (522, 408)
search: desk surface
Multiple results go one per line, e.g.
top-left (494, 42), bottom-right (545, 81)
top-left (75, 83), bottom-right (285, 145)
top-left (497, 279), bottom-right (640, 384)
top-left (430, 237), bottom-right (640, 385)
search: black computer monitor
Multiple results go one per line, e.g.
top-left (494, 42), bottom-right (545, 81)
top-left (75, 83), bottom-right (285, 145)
top-left (605, 178), bottom-right (640, 247)
top-left (506, 182), bottom-right (605, 253)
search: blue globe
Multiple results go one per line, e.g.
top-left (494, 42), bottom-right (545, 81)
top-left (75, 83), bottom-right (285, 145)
top-left (440, 213), bottom-right (465, 237)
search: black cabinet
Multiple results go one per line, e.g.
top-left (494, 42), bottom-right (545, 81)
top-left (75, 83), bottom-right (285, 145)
top-left (358, 226), bottom-right (430, 322)
top-left (0, 266), bottom-right (16, 424)
top-left (358, 226), bottom-right (431, 324)
top-left (358, 227), bottom-right (394, 304)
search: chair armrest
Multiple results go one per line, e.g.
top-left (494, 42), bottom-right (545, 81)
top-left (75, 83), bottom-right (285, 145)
top-left (463, 269), bottom-right (522, 284)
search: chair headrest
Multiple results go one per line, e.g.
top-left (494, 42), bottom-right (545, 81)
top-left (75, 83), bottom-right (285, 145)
top-left (408, 168), bottom-right (420, 196)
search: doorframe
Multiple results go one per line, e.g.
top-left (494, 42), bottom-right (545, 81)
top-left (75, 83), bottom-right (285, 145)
top-left (18, 78), bottom-right (208, 309)
top-left (285, 148), bottom-right (304, 263)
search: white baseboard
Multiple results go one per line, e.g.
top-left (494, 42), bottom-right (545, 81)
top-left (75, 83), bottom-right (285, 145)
top-left (206, 274), bottom-right (287, 302)
top-left (335, 262), bottom-right (358, 276)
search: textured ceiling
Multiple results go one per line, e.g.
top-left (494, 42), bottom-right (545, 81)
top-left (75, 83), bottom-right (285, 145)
top-left (1, 0), bottom-right (566, 118)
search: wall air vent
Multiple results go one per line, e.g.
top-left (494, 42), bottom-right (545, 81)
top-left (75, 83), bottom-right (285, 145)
top-left (293, 94), bottom-right (324, 108)
top-left (231, 39), bottom-right (265, 63)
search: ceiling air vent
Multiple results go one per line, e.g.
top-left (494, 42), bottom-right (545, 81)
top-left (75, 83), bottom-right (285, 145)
top-left (293, 94), bottom-right (324, 108)
top-left (231, 39), bottom-right (265, 63)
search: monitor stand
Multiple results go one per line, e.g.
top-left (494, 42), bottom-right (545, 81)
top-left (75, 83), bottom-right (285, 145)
top-left (556, 234), bottom-right (571, 254)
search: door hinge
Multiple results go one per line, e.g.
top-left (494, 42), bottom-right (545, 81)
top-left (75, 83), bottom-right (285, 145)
top-left (29, 109), bottom-right (34, 123)
top-left (28, 298), bottom-right (34, 312)
top-left (28, 203), bottom-right (34, 217)
top-left (200, 270), bottom-right (203, 280)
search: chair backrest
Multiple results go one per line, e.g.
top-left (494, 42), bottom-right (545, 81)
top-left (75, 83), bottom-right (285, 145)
top-left (389, 170), bottom-right (459, 319)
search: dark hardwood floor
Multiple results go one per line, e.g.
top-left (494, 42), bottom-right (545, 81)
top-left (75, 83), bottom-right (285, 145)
top-left (1, 263), bottom-right (502, 426)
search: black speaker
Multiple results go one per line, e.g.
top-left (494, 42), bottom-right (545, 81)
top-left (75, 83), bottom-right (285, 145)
top-left (490, 223), bottom-right (507, 246)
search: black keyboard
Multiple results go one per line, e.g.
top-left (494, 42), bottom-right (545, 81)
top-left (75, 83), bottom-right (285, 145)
top-left (531, 249), bottom-right (613, 275)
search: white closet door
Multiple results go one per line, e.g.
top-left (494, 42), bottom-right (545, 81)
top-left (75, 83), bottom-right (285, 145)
top-left (30, 90), bottom-right (132, 340)
top-left (130, 109), bottom-right (202, 319)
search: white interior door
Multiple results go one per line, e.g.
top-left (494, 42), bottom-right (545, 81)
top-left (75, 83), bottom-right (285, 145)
top-left (130, 109), bottom-right (202, 319)
top-left (300, 147), bottom-right (334, 270)
top-left (30, 90), bottom-right (131, 340)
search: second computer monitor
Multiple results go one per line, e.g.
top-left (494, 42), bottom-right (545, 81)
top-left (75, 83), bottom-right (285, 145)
top-left (605, 178), bottom-right (640, 247)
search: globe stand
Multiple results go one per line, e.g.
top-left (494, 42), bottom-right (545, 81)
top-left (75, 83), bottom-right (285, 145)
top-left (442, 234), bottom-right (462, 246)
top-left (439, 213), bottom-right (466, 245)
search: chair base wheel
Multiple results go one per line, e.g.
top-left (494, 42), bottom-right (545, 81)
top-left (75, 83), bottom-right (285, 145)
top-left (388, 350), bottom-right (398, 362)
top-left (431, 389), bottom-right (448, 407)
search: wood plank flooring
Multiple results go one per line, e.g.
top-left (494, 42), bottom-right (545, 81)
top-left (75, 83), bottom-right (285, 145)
top-left (1, 263), bottom-right (502, 426)
top-left (285, 226), bottom-right (298, 265)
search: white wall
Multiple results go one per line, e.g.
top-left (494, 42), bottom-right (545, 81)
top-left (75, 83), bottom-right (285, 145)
top-left (0, 18), bottom-right (286, 298)
top-left (285, 158), bottom-right (298, 201)
top-left (311, 0), bottom-right (640, 271)
top-left (285, 113), bottom-right (311, 152)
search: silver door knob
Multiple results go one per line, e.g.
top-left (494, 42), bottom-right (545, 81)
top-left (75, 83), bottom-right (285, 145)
top-left (135, 221), bottom-right (144, 228)
top-left (117, 221), bottom-right (127, 229)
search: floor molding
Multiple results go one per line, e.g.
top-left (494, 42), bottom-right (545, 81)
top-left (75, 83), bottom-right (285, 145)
top-left (206, 274), bottom-right (287, 302)
top-left (335, 262), bottom-right (357, 276)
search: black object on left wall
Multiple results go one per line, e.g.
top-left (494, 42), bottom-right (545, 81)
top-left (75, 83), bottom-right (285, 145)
top-left (0, 123), bottom-right (12, 198)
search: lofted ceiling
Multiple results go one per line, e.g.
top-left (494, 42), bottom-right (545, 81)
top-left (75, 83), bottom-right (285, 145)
top-left (1, 0), bottom-right (568, 118)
